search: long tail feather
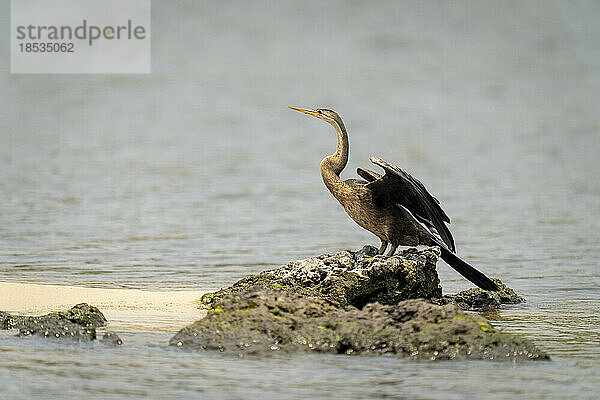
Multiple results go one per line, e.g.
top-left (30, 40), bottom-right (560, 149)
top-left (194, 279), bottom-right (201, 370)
top-left (433, 239), bottom-right (499, 291)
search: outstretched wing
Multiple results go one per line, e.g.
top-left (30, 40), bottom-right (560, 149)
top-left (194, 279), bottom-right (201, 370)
top-left (365, 157), bottom-right (455, 252)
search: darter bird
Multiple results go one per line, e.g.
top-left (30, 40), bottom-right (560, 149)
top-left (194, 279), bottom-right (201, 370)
top-left (289, 106), bottom-right (498, 291)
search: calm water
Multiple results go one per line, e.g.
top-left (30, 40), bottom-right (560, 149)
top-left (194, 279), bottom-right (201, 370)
top-left (1, 1), bottom-right (599, 398)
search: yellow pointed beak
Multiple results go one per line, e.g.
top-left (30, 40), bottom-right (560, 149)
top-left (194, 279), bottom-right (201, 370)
top-left (288, 106), bottom-right (319, 117)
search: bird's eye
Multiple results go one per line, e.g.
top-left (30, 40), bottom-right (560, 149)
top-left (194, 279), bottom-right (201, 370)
top-left (317, 110), bottom-right (322, 114)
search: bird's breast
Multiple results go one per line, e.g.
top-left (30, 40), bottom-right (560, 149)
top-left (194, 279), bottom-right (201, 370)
top-left (331, 187), bottom-right (389, 237)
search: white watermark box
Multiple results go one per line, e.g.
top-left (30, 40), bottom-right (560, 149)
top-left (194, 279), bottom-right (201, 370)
top-left (11, 0), bottom-right (151, 74)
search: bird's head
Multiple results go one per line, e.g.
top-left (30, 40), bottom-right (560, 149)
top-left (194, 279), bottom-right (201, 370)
top-left (288, 106), bottom-right (345, 131)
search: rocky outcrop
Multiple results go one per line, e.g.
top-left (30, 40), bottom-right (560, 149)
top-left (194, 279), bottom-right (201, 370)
top-left (173, 246), bottom-right (546, 360)
top-left (1, 303), bottom-right (108, 342)
top-left (200, 245), bottom-right (442, 309)
top-left (171, 287), bottom-right (548, 361)
top-left (435, 279), bottom-right (525, 311)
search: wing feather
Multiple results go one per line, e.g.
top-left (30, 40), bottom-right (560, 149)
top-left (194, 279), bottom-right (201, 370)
top-left (365, 157), bottom-right (455, 252)
top-left (356, 167), bottom-right (381, 182)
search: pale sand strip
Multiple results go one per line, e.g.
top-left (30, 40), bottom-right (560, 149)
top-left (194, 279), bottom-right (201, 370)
top-left (0, 282), bottom-right (207, 333)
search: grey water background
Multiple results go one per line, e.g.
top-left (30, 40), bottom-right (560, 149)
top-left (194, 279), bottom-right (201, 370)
top-left (1, 0), bottom-right (599, 399)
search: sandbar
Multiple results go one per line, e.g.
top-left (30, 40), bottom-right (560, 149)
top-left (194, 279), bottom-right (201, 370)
top-left (0, 282), bottom-right (207, 333)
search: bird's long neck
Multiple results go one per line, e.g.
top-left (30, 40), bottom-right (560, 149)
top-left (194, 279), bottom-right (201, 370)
top-left (320, 119), bottom-right (349, 195)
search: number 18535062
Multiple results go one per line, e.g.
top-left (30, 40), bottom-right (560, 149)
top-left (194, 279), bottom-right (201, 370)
top-left (19, 42), bottom-right (74, 52)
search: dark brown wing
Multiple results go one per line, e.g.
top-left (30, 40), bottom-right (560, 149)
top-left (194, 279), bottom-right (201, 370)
top-left (365, 157), bottom-right (455, 252)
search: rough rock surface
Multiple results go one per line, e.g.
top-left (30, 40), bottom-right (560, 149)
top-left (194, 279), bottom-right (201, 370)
top-left (1, 303), bottom-right (107, 341)
top-left (171, 287), bottom-right (548, 361)
top-left (200, 245), bottom-right (442, 308)
top-left (435, 279), bottom-right (525, 311)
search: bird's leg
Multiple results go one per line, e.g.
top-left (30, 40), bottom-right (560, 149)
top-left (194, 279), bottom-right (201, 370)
top-left (386, 245), bottom-right (398, 257)
top-left (378, 240), bottom-right (389, 255)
